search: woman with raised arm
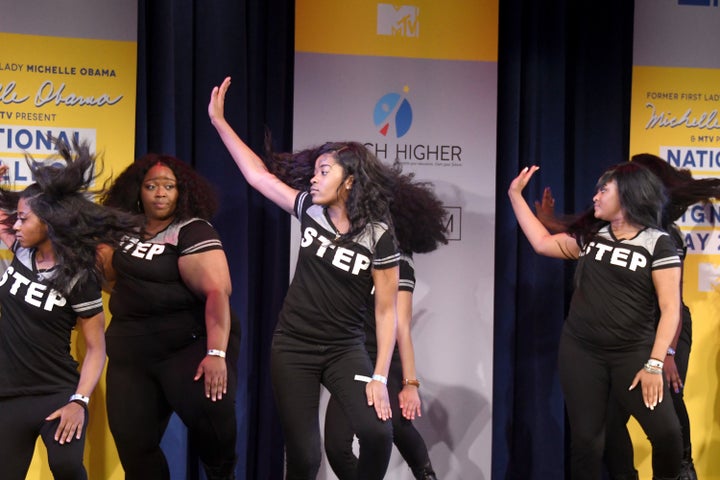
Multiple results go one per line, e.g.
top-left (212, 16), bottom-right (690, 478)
top-left (101, 153), bottom-right (241, 480)
top-left (534, 155), bottom-right (720, 480)
top-left (209, 76), bottom-right (399, 479)
top-left (0, 141), bottom-right (139, 480)
top-left (256, 143), bottom-right (447, 479)
top-left (509, 162), bottom-right (683, 480)
top-left (601, 153), bottom-right (720, 480)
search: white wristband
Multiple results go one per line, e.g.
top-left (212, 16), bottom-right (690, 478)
top-left (372, 374), bottom-right (387, 385)
top-left (69, 393), bottom-right (89, 406)
top-left (646, 358), bottom-right (664, 369)
top-left (207, 349), bottom-right (226, 358)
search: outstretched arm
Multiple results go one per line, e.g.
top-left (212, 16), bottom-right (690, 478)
top-left (209, 76), bottom-right (298, 213)
top-left (508, 166), bottom-right (579, 259)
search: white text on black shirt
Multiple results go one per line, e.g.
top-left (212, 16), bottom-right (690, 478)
top-left (300, 227), bottom-right (371, 275)
top-left (0, 266), bottom-right (66, 311)
top-left (121, 238), bottom-right (166, 260)
top-left (583, 241), bottom-right (648, 271)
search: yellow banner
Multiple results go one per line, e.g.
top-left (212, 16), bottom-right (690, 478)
top-left (630, 66), bottom-right (720, 164)
top-left (0, 32), bottom-right (136, 179)
top-left (295, 0), bottom-right (498, 61)
top-left (1, 31), bottom-right (136, 479)
top-left (629, 65), bottom-right (720, 479)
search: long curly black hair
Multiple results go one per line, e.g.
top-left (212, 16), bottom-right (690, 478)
top-left (264, 134), bottom-right (447, 253)
top-left (265, 138), bottom-right (396, 245)
top-left (390, 172), bottom-right (448, 254)
top-left (101, 153), bottom-right (218, 222)
top-left (557, 156), bottom-right (720, 248)
top-left (0, 139), bottom-right (141, 296)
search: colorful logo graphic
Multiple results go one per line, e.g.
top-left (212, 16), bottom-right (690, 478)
top-left (377, 4), bottom-right (420, 37)
top-left (373, 86), bottom-right (413, 138)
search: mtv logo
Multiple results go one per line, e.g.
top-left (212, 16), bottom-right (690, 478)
top-left (377, 4), bottom-right (420, 37)
top-left (698, 262), bottom-right (720, 292)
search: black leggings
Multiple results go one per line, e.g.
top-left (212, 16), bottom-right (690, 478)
top-left (106, 330), bottom-right (239, 480)
top-left (324, 355), bottom-right (431, 479)
top-left (271, 333), bottom-right (393, 480)
top-left (558, 330), bottom-right (682, 480)
top-left (0, 391), bottom-right (88, 480)
top-left (604, 309), bottom-right (692, 478)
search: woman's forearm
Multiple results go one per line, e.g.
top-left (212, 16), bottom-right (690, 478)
top-left (204, 290), bottom-right (231, 353)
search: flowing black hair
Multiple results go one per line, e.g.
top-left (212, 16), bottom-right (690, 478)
top-left (0, 139), bottom-right (141, 296)
top-left (568, 162), bottom-right (667, 246)
top-left (264, 133), bottom-right (449, 253)
top-left (264, 136), bottom-right (397, 245)
top-left (390, 172), bottom-right (448, 254)
top-left (631, 153), bottom-right (720, 224)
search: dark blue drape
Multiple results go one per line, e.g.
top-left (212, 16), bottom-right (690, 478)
top-left (135, 1), bottom-right (293, 479)
top-left (135, 0), bottom-right (634, 479)
top-left (493, 1), bottom-right (634, 479)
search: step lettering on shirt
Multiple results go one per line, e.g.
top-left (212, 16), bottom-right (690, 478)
top-left (584, 241), bottom-right (647, 271)
top-left (121, 237), bottom-right (166, 260)
top-left (0, 266), bottom-right (66, 311)
top-left (300, 226), bottom-right (371, 275)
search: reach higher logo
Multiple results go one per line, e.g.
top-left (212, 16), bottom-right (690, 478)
top-left (368, 87), bottom-right (462, 166)
top-left (373, 86), bottom-right (413, 138)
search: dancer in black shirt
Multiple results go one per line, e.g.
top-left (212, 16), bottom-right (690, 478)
top-left (323, 173), bottom-right (448, 480)
top-left (509, 162), bottom-right (683, 480)
top-left (210, 76), bottom-right (399, 479)
top-left (102, 154), bottom-right (241, 480)
top-left (0, 141), bottom-right (138, 480)
top-left (534, 155), bottom-right (720, 480)
top-left (602, 154), bottom-right (720, 480)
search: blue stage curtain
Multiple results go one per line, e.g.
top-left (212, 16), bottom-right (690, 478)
top-left (135, 1), bottom-right (293, 479)
top-left (493, 1), bottom-right (634, 479)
